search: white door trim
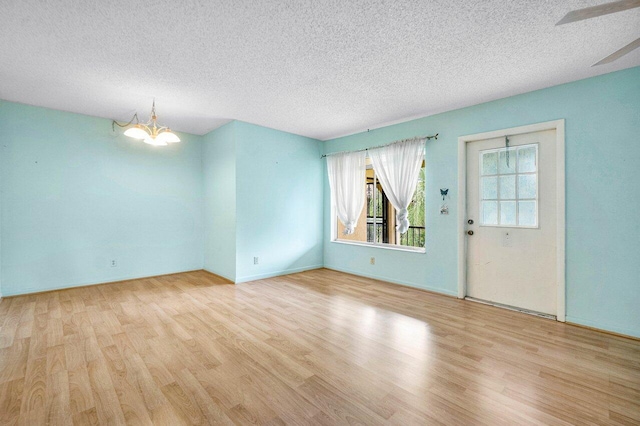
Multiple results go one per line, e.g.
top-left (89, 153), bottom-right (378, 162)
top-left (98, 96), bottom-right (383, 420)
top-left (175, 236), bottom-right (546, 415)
top-left (457, 120), bottom-right (566, 322)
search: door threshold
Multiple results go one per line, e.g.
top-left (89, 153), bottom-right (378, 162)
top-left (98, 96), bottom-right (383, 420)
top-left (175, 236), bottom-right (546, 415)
top-left (464, 297), bottom-right (557, 321)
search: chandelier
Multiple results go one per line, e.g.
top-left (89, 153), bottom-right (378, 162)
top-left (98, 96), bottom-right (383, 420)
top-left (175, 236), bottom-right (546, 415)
top-left (113, 100), bottom-right (180, 146)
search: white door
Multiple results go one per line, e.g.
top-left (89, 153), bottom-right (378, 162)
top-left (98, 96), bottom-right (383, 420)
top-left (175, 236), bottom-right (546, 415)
top-left (466, 129), bottom-right (557, 316)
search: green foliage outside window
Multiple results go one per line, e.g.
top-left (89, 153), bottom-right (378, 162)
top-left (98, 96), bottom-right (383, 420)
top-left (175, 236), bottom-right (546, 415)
top-left (401, 167), bottom-right (425, 247)
top-left (407, 167), bottom-right (425, 227)
top-left (366, 167), bottom-right (426, 248)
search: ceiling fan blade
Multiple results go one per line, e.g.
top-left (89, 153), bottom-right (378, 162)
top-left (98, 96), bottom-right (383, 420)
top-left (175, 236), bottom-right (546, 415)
top-left (592, 37), bottom-right (640, 65)
top-left (556, 0), bottom-right (640, 25)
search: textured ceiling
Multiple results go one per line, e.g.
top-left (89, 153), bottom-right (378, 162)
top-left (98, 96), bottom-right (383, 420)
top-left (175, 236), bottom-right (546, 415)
top-left (0, 1), bottom-right (638, 140)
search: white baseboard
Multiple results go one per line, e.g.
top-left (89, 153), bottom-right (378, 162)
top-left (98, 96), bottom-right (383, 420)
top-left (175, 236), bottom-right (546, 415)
top-left (1, 268), bottom-right (202, 297)
top-left (323, 265), bottom-right (458, 297)
top-left (235, 264), bottom-right (324, 284)
top-left (202, 268), bottom-right (235, 283)
top-left (566, 315), bottom-right (640, 340)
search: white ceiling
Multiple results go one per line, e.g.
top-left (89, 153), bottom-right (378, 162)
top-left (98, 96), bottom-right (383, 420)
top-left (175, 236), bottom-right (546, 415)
top-left (0, 1), bottom-right (638, 140)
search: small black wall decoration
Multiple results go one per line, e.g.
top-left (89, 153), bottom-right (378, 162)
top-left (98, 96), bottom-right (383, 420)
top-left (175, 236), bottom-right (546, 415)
top-left (440, 188), bottom-right (449, 201)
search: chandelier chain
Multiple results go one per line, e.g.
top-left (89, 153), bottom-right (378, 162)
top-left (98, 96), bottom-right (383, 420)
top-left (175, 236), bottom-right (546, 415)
top-left (112, 113), bottom-right (140, 132)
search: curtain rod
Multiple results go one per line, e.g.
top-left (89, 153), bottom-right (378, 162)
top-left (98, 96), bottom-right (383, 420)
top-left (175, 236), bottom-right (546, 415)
top-left (320, 133), bottom-right (438, 158)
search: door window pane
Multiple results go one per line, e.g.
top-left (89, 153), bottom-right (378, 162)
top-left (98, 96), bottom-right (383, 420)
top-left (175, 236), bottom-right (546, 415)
top-left (518, 175), bottom-right (537, 199)
top-left (482, 201), bottom-right (498, 225)
top-left (498, 149), bottom-right (516, 174)
top-left (500, 201), bottom-right (516, 225)
top-left (482, 176), bottom-right (497, 199)
top-left (519, 201), bottom-right (537, 226)
top-left (499, 175), bottom-right (516, 199)
top-left (518, 146), bottom-right (537, 172)
top-left (482, 152), bottom-right (498, 175)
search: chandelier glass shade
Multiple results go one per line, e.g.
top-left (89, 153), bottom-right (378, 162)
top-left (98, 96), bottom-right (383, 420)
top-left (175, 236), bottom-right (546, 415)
top-left (123, 125), bottom-right (148, 139)
top-left (113, 100), bottom-right (180, 146)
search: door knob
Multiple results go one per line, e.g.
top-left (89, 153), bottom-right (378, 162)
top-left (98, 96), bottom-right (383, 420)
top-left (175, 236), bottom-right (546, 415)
top-left (467, 230), bottom-right (474, 235)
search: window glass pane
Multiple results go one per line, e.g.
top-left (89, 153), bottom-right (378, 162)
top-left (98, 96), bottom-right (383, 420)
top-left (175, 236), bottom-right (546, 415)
top-left (402, 166), bottom-right (425, 248)
top-left (518, 175), bottom-right (537, 199)
top-left (498, 149), bottom-right (516, 174)
top-left (500, 201), bottom-right (516, 225)
top-left (519, 201), bottom-right (537, 226)
top-left (518, 146), bottom-right (537, 172)
top-left (407, 167), bottom-right (425, 227)
top-left (482, 201), bottom-right (498, 225)
top-left (482, 152), bottom-right (498, 175)
top-left (499, 175), bottom-right (515, 199)
top-left (338, 160), bottom-right (425, 249)
top-left (482, 176), bottom-right (497, 199)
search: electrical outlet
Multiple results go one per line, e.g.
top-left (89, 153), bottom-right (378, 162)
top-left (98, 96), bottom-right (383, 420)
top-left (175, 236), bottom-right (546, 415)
top-left (111, 260), bottom-right (117, 267)
top-left (370, 257), bottom-right (375, 265)
top-left (253, 257), bottom-right (259, 265)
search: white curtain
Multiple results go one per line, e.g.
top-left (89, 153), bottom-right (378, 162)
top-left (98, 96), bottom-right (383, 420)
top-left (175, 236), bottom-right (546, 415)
top-left (368, 138), bottom-right (425, 234)
top-left (327, 151), bottom-right (367, 235)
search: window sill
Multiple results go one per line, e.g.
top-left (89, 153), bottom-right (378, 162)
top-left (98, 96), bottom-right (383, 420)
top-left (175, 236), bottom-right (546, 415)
top-left (331, 239), bottom-right (426, 254)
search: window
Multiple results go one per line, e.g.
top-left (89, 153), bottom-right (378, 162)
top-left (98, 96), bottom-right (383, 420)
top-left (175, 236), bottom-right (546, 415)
top-left (335, 157), bottom-right (425, 251)
top-left (480, 144), bottom-right (538, 227)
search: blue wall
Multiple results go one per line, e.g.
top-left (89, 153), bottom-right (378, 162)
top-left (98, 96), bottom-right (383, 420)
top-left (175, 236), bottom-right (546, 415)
top-left (323, 67), bottom-right (640, 338)
top-left (202, 122), bottom-right (237, 282)
top-left (0, 107), bottom-right (3, 297)
top-left (0, 101), bottom-right (204, 296)
top-left (0, 104), bottom-right (323, 294)
top-left (2, 68), bottom-right (638, 338)
top-left (235, 121), bottom-right (323, 282)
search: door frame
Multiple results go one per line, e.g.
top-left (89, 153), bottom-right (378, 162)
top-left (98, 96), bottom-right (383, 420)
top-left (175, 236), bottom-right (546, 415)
top-left (457, 120), bottom-right (566, 322)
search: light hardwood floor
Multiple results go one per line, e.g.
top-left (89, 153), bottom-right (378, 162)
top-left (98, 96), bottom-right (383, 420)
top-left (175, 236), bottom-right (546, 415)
top-left (0, 269), bottom-right (638, 425)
